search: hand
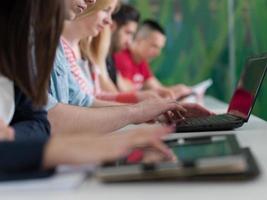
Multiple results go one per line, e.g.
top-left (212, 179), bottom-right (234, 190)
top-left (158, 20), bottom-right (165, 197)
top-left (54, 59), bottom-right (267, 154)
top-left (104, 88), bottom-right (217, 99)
top-left (171, 84), bottom-right (193, 100)
top-left (136, 90), bottom-right (160, 102)
top-left (180, 103), bottom-right (214, 118)
top-left (0, 119), bottom-right (15, 141)
top-left (131, 98), bottom-right (187, 124)
top-left (43, 125), bottom-right (175, 168)
top-left (155, 87), bottom-right (176, 99)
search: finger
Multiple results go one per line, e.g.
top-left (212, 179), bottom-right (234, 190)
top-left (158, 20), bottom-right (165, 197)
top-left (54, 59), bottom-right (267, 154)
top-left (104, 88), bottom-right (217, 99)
top-left (142, 149), bottom-right (165, 164)
top-left (165, 101), bottom-right (187, 113)
top-left (168, 91), bottom-right (176, 100)
top-left (169, 111), bottom-right (179, 123)
top-left (149, 139), bottom-right (174, 160)
top-left (173, 102), bottom-right (187, 113)
top-left (171, 110), bottom-right (184, 123)
top-left (130, 125), bottom-right (171, 146)
top-left (164, 112), bottom-right (172, 124)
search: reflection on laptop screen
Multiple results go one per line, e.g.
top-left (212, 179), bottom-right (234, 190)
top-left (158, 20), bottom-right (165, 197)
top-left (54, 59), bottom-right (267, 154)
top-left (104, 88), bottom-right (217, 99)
top-left (228, 57), bottom-right (267, 120)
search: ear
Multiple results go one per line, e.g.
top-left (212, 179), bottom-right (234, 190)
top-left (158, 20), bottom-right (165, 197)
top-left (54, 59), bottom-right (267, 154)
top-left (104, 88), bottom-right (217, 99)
top-left (110, 21), bottom-right (118, 32)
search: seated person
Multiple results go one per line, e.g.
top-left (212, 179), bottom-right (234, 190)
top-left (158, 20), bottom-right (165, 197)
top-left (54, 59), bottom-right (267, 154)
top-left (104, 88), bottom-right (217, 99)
top-left (48, 0), bottom-right (212, 136)
top-left (109, 4), bottom-right (140, 86)
top-left (63, 1), bottom-right (160, 104)
top-left (113, 19), bottom-right (192, 99)
top-left (0, 0), bottom-right (177, 175)
top-left (110, 4), bottom-right (162, 100)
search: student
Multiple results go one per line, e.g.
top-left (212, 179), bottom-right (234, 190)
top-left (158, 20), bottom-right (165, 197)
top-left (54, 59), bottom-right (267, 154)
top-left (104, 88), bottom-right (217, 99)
top-left (64, 1), bottom-right (160, 103)
top-left (110, 4), bottom-right (140, 58)
top-left (0, 0), bottom-right (60, 141)
top-left (48, 0), bottom-right (212, 136)
top-left (0, 0), bottom-right (176, 174)
top-left (108, 4), bottom-right (141, 86)
top-left (113, 19), bottom-right (193, 99)
top-left (109, 4), bottom-right (148, 93)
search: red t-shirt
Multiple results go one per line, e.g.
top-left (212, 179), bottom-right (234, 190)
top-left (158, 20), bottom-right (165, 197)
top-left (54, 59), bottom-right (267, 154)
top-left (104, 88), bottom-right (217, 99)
top-left (113, 49), bottom-right (153, 90)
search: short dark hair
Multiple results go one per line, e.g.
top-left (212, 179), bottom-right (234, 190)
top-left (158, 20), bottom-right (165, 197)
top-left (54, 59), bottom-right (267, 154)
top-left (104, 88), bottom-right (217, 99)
top-left (0, 0), bottom-right (65, 106)
top-left (112, 4), bottom-right (140, 27)
top-left (142, 19), bottom-right (166, 36)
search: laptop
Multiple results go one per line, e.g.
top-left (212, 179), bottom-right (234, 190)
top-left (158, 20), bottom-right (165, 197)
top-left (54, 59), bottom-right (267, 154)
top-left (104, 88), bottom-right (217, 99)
top-left (175, 54), bottom-right (267, 133)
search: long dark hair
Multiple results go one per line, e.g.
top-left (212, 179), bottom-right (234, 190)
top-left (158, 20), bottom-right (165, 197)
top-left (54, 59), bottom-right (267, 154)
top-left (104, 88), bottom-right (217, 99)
top-left (0, 0), bottom-right (65, 106)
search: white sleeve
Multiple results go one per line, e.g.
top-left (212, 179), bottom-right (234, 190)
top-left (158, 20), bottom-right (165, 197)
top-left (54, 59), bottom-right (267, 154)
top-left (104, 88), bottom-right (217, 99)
top-left (0, 75), bottom-right (15, 124)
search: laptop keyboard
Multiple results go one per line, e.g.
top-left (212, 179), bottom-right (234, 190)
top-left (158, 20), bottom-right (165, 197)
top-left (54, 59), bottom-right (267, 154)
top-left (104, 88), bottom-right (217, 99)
top-left (177, 114), bottom-right (242, 127)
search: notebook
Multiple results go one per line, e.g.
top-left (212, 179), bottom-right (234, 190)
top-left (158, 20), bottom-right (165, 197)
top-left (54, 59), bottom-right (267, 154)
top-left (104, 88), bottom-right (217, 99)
top-left (175, 54), bottom-right (267, 132)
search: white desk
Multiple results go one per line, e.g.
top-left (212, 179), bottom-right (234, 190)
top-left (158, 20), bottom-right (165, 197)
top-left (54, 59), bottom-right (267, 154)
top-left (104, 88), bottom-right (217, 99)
top-left (2, 97), bottom-right (267, 200)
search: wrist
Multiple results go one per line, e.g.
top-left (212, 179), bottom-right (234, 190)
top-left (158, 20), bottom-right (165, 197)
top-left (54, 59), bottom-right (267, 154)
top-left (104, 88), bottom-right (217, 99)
top-left (127, 103), bottom-right (140, 124)
top-left (116, 93), bottom-right (138, 103)
top-left (42, 137), bottom-right (67, 169)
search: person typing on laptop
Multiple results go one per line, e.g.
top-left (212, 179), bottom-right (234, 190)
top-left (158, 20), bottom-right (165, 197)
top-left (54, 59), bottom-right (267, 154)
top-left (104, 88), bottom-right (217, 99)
top-left (113, 19), bottom-right (192, 99)
top-left (175, 55), bottom-right (267, 132)
top-left (47, 0), bottom-right (212, 136)
top-left (0, 0), bottom-right (179, 175)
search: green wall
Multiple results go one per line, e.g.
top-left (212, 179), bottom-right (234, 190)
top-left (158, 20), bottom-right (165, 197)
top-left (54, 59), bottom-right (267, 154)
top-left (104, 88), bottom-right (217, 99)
top-left (129, 0), bottom-right (267, 120)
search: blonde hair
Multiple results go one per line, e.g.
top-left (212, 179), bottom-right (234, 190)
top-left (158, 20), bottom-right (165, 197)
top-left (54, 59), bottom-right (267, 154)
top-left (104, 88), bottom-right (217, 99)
top-left (77, 0), bottom-right (114, 18)
top-left (79, 0), bottom-right (121, 67)
top-left (80, 26), bottom-right (111, 67)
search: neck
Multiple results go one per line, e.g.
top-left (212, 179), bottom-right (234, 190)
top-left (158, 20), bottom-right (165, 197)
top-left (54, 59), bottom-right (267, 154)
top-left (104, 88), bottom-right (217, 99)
top-left (62, 21), bottom-right (82, 47)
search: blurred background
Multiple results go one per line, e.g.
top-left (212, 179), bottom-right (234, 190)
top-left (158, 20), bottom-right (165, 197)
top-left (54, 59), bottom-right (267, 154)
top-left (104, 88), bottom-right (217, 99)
top-left (123, 0), bottom-right (267, 120)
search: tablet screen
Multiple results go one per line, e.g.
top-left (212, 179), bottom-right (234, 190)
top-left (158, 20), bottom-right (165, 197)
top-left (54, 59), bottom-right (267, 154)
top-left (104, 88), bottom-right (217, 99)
top-left (171, 139), bottom-right (234, 162)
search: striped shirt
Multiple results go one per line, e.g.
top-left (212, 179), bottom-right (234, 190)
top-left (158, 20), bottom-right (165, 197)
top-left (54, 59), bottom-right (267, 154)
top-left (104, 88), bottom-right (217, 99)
top-left (61, 38), bottom-right (93, 95)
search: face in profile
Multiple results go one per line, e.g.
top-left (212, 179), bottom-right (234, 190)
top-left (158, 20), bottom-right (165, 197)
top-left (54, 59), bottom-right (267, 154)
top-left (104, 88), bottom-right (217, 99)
top-left (115, 21), bottom-right (138, 51)
top-left (77, 0), bottom-right (118, 37)
top-left (137, 31), bottom-right (166, 61)
top-left (66, 0), bottom-right (96, 20)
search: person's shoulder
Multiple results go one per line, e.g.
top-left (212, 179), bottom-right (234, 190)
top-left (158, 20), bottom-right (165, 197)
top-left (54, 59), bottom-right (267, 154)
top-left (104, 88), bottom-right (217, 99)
top-left (140, 60), bottom-right (151, 69)
top-left (52, 41), bottom-right (70, 74)
top-left (113, 49), bottom-right (131, 58)
top-left (54, 42), bottom-right (66, 64)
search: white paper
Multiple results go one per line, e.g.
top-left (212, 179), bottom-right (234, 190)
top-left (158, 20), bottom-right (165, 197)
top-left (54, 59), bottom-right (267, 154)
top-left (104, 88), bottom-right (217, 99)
top-left (192, 79), bottom-right (213, 95)
top-left (183, 79), bottom-right (213, 104)
top-left (0, 165), bottom-right (96, 192)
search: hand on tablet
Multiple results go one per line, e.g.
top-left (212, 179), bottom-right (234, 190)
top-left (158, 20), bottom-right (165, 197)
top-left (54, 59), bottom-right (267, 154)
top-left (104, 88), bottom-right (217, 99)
top-left (43, 125), bottom-right (175, 168)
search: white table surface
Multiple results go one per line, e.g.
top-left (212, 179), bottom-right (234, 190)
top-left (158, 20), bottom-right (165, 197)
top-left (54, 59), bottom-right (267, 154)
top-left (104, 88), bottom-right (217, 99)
top-left (2, 96), bottom-right (267, 200)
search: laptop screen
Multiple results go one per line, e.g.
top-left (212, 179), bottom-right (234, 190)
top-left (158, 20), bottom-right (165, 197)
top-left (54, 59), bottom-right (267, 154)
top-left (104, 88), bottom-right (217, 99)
top-left (228, 56), bottom-right (267, 120)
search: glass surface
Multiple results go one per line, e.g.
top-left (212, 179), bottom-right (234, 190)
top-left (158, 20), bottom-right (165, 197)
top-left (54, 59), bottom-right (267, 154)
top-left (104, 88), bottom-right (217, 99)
top-left (228, 57), bottom-right (267, 119)
top-left (172, 140), bottom-right (233, 162)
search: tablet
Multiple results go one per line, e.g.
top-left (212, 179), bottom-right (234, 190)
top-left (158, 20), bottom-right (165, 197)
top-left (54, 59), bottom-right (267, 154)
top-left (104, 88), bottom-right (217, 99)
top-left (96, 135), bottom-right (259, 182)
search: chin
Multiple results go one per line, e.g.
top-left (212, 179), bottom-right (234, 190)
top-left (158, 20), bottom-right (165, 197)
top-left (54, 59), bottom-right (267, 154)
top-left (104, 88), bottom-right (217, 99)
top-left (66, 11), bottom-right (76, 20)
top-left (122, 44), bottom-right (128, 50)
top-left (92, 29), bottom-right (100, 36)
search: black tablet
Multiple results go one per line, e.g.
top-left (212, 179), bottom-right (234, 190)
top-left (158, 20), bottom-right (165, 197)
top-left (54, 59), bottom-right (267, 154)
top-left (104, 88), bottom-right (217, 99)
top-left (96, 134), bottom-right (259, 182)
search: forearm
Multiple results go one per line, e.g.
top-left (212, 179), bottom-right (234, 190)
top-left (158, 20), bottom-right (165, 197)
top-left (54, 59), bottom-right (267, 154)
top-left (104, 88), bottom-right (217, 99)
top-left (99, 75), bottom-right (119, 93)
top-left (48, 103), bottom-right (136, 135)
top-left (92, 99), bottom-right (124, 107)
top-left (144, 77), bottom-right (164, 90)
